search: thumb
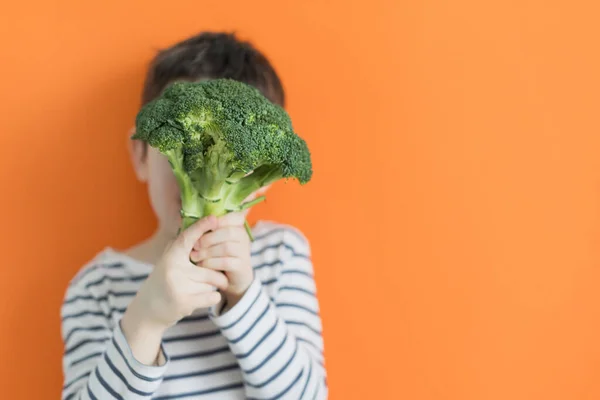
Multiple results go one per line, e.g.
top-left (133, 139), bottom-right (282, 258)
top-left (177, 216), bottom-right (217, 252)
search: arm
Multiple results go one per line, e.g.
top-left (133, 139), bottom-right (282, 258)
top-left (210, 228), bottom-right (327, 400)
top-left (60, 278), bottom-right (169, 400)
top-left (61, 217), bottom-right (225, 399)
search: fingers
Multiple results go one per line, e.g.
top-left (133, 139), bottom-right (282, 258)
top-left (196, 226), bottom-right (247, 249)
top-left (200, 257), bottom-right (243, 272)
top-left (178, 216), bottom-right (218, 252)
top-left (190, 242), bottom-right (246, 263)
top-left (186, 266), bottom-right (229, 290)
top-left (193, 291), bottom-right (222, 308)
top-left (216, 212), bottom-right (246, 228)
top-left (179, 281), bottom-right (218, 295)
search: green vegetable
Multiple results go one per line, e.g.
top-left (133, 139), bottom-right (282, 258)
top-left (132, 78), bottom-right (313, 239)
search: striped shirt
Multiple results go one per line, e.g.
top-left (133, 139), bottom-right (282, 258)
top-left (60, 220), bottom-right (327, 399)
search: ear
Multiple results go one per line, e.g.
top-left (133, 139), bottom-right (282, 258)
top-left (127, 127), bottom-right (149, 182)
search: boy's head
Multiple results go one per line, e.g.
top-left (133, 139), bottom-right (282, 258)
top-left (129, 31), bottom-right (285, 235)
top-left (140, 31), bottom-right (285, 108)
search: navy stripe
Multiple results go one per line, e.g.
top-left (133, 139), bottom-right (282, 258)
top-left (86, 384), bottom-right (99, 400)
top-left (251, 242), bottom-right (309, 259)
top-left (247, 341), bottom-right (298, 388)
top-left (104, 352), bottom-right (154, 396)
top-left (229, 303), bottom-right (270, 344)
top-left (112, 337), bottom-right (162, 382)
top-left (170, 345), bottom-right (230, 361)
top-left (300, 361), bottom-right (314, 399)
top-left (235, 320), bottom-right (280, 359)
top-left (252, 229), bottom-right (288, 243)
top-left (285, 320), bottom-right (322, 336)
top-left (278, 286), bottom-right (316, 296)
top-left (254, 253), bottom-right (311, 271)
top-left (296, 338), bottom-right (324, 355)
top-left (62, 310), bottom-right (106, 321)
top-left (243, 333), bottom-right (288, 374)
top-left (220, 286), bottom-right (262, 330)
top-left (276, 303), bottom-right (320, 316)
top-left (163, 329), bottom-right (221, 343)
top-left (70, 351), bottom-right (103, 368)
top-left (253, 227), bottom-right (306, 245)
top-left (153, 382), bottom-right (244, 399)
top-left (312, 379), bottom-right (320, 400)
top-left (63, 370), bottom-right (90, 390)
top-left (64, 294), bottom-right (96, 304)
top-left (63, 306), bottom-right (127, 322)
top-left (71, 262), bottom-right (124, 285)
top-left (251, 243), bottom-right (281, 257)
top-left (179, 313), bottom-right (209, 323)
top-left (281, 269), bottom-right (313, 278)
top-left (64, 290), bottom-right (137, 305)
top-left (271, 368), bottom-right (305, 400)
top-left (65, 325), bottom-right (107, 343)
top-left (64, 393), bottom-right (76, 400)
top-left (65, 338), bottom-right (109, 356)
top-left (94, 367), bottom-right (124, 399)
top-left (85, 274), bottom-right (148, 290)
top-left (164, 363), bottom-right (239, 381)
top-left (252, 259), bottom-right (281, 270)
top-left (247, 368), bottom-right (304, 400)
top-left (262, 277), bottom-right (278, 285)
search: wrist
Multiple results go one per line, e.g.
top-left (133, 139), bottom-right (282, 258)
top-left (222, 283), bottom-right (252, 313)
top-left (121, 299), bottom-right (168, 366)
top-left (122, 309), bottom-right (167, 340)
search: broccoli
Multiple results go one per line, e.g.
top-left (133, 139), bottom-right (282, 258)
top-left (132, 78), bottom-right (313, 238)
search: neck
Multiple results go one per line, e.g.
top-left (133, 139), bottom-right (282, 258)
top-left (123, 226), bottom-right (176, 266)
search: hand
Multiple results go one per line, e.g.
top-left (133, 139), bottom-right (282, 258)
top-left (190, 212), bottom-right (254, 312)
top-left (121, 216), bottom-right (229, 364)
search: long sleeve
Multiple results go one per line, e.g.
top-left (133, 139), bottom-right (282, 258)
top-left (60, 269), bottom-right (169, 400)
top-left (210, 228), bottom-right (327, 400)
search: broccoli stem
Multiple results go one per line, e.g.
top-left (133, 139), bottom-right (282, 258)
top-left (165, 148), bottom-right (202, 230)
top-left (238, 195), bottom-right (266, 211)
top-left (165, 149), bottom-right (267, 237)
top-left (179, 198), bottom-right (229, 230)
top-left (181, 215), bottom-right (199, 231)
top-left (244, 221), bottom-right (254, 241)
top-left (227, 165), bottom-right (283, 207)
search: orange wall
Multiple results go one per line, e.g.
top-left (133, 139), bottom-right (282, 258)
top-left (1, 1), bottom-right (600, 399)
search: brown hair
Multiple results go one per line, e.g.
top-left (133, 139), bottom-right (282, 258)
top-left (140, 31), bottom-right (285, 107)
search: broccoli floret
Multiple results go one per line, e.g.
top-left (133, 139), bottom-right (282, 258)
top-left (132, 79), bottom-right (313, 236)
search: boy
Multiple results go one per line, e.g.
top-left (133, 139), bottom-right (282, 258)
top-left (61, 31), bottom-right (327, 399)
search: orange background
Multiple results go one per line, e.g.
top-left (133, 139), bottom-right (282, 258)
top-left (1, 1), bottom-right (600, 399)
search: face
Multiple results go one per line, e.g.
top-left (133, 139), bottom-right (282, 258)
top-left (128, 129), bottom-right (268, 237)
top-left (129, 135), bottom-right (182, 236)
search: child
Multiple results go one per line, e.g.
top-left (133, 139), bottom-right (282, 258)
top-left (61, 31), bottom-right (327, 399)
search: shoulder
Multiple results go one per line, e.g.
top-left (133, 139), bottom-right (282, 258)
top-left (250, 221), bottom-right (317, 297)
top-left (251, 220), bottom-right (311, 258)
top-left (63, 248), bottom-right (149, 301)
